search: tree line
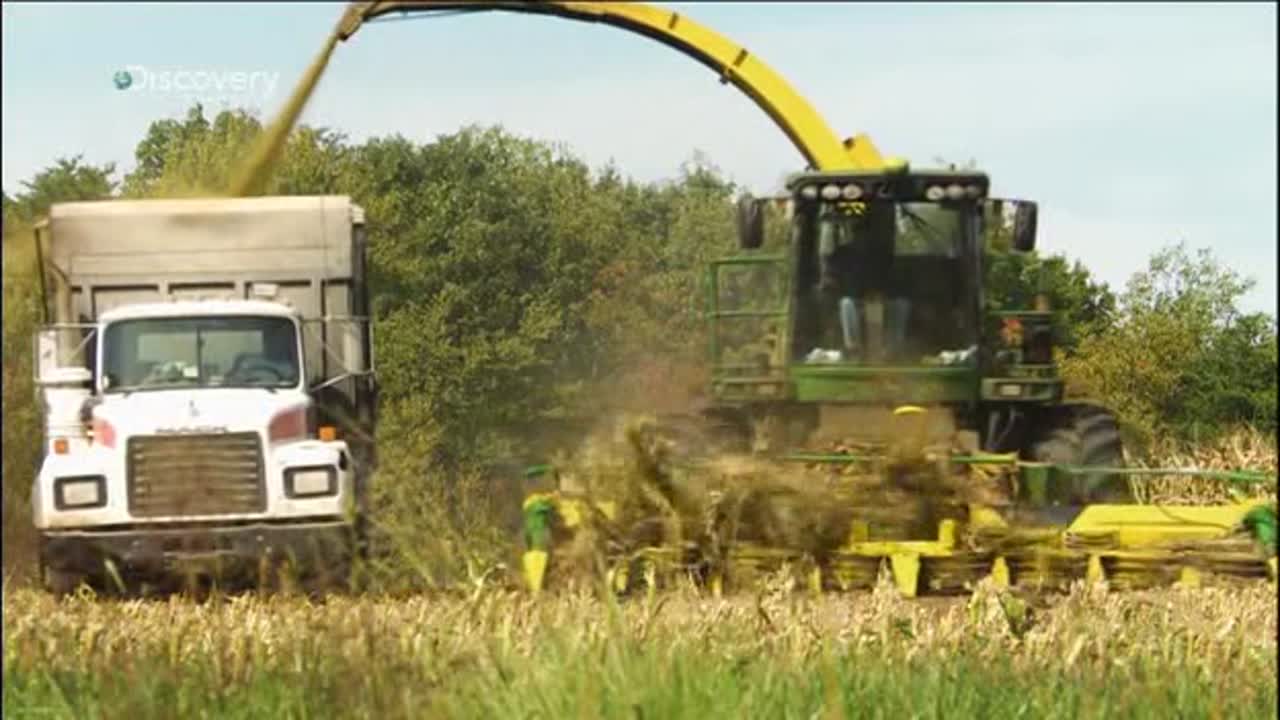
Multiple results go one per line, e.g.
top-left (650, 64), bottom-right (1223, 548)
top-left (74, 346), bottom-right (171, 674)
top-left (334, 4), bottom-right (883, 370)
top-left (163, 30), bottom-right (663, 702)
top-left (3, 104), bottom-right (1275, 505)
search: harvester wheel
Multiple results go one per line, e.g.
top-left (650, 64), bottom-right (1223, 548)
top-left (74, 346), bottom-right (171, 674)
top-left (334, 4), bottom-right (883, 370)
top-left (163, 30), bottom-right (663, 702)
top-left (1028, 404), bottom-right (1130, 504)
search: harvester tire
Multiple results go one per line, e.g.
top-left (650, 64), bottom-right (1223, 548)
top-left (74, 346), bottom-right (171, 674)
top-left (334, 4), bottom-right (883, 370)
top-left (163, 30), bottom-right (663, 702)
top-left (1028, 403), bottom-right (1131, 504)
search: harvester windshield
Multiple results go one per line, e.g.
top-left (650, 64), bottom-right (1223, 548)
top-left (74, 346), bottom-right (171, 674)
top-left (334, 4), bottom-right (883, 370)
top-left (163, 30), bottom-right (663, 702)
top-left (101, 316), bottom-right (301, 392)
top-left (795, 198), bottom-right (979, 365)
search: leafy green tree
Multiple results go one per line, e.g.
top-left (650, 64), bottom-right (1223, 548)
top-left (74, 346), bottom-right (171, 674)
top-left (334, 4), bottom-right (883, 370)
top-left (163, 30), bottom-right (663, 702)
top-left (122, 106), bottom-right (263, 197)
top-left (1180, 312), bottom-right (1278, 434)
top-left (5, 155), bottom-right (116, 223)
top-left (124, 104), bottom-right (213, 193)
top-left (1062, 242), bottom-right (1277, 447)
top-left (348, 128), bottom-right (604, 468)
top-left (984, 249), bottom-right (1117, 354)
top-left (123, 105), bottom-right (353, 199)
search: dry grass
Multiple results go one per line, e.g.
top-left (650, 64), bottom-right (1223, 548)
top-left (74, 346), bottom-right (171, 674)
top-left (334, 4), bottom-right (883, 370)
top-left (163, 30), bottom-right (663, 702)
top-left (4, 577), bottom-right (1276, 718)
top-left (1130, 427), bottom-right (1278, 505)
top-left (6, 578), bottom-right (1273, 676)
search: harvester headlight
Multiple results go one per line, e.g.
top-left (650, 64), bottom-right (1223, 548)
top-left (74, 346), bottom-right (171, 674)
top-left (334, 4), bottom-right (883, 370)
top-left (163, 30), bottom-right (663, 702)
top-left (841, 183), bottom-right (864, 200)
top-left (285, 466), bottom-right (338, 498)
top-left (965, 184), bottom-right (984, 199)
top-left (945, 184), bottom-right (966, 200)
top-left (800, 185), bottom-right (819, 200)
top-left (925, 185), bottom-right (946, 201)
top-left (54, 476), bottom-right (106, 510)
top-left (998, 383), bottom-right (1023, 398)
top-left (820, 184), bottom-right (842, 200)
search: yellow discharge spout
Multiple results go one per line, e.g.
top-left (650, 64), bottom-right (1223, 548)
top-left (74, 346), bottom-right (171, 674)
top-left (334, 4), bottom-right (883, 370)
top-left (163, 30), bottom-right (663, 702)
top-left (235, 0), bottom-right (899, 196)
top-left (225, 25), bottom-right (346, 197)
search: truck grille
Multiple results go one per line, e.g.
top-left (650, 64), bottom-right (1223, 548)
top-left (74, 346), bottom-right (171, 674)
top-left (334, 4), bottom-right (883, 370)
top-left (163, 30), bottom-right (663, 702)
top-left (127, 433), bottom-right (266, 517)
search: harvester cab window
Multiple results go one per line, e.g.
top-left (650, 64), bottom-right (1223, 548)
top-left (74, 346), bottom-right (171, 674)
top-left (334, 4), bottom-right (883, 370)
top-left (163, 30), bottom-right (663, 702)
top-left (714, 261), bottom-right (788, 374)
top-left (798, 201), bottom-right (977, 365)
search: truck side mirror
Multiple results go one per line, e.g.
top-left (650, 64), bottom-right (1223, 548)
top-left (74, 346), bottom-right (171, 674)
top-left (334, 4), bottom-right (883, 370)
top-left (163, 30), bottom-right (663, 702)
top-left (736, 195), bottom-right (765, 250)
top-left (1012, 201), bottom-right (1037, 252)
top-left (36, 366), bottom-right (92, 387)
top-left (34, 326), bottom-right (94, 386)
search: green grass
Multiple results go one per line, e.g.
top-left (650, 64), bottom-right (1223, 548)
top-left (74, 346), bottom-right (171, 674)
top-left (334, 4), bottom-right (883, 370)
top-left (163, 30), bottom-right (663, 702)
top-left (5, 638), bottom-right (1275, 720)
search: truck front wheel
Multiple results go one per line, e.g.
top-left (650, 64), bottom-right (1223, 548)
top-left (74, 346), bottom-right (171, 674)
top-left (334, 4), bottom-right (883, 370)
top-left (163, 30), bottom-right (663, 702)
top-left (37, 537), bottom-right (90, 596)
top-left (40, 564), bottom-right (86, 596)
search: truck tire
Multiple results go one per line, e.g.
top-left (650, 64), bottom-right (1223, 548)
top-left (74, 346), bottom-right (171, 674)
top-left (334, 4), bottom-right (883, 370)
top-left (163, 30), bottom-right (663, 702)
top-left (1027, 404), bottom-right (1131, 504)
top-left (40, 560), bottom-right (86, 597)
top-left (37, 535), bottom-right (91, 596)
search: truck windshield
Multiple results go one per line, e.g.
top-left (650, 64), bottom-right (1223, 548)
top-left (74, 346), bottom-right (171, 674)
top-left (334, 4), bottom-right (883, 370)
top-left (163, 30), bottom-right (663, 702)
top-left (102, 316), bottom-right (301, 392)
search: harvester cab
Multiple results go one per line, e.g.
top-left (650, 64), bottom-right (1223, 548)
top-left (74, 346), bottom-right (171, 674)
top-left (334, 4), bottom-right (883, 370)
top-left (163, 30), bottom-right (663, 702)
top-left (712, 170), bottom-right (1061, 466)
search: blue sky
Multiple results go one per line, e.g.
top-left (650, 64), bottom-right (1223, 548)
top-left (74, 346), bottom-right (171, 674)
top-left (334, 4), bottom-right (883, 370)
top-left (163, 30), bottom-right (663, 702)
top-left (3, 2), bottom-right (1275, 313)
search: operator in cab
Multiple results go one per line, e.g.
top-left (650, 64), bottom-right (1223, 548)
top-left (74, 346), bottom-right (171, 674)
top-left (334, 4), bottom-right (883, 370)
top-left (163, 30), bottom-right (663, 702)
top-left (812, 201), bottom-right (912, 363)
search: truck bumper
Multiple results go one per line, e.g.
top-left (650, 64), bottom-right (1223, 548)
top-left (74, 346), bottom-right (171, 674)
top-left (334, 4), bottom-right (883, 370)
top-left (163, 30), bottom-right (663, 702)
top-left (39, 520), bottom-right (355, 581)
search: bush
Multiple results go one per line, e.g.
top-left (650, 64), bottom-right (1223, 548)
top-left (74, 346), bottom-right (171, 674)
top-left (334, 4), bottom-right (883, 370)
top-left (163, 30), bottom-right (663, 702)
top-left (1062, 243), bottom-right (1277, 451)
top-left (2, 226), bottom-right (45, 581)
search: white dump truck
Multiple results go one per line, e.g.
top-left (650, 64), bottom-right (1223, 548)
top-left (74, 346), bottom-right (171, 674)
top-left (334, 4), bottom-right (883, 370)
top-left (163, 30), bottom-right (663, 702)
top-left (30, 195), bottom-right (377, 593)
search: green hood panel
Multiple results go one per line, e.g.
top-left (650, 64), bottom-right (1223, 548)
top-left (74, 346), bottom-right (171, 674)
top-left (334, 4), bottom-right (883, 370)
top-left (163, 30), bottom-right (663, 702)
top-left (789, 365), bottom-right (977, 404)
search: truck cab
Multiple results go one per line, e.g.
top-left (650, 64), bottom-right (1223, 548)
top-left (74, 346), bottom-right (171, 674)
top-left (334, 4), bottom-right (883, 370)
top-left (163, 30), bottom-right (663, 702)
top-left (31, 196), bottom-right (374, 594)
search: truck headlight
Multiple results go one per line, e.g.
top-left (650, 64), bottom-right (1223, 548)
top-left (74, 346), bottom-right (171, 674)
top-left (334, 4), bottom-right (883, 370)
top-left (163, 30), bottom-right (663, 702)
top-left (284, 466), bottom-right (338, 498)
top-left (54, 476), bottom-right (106, 509)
